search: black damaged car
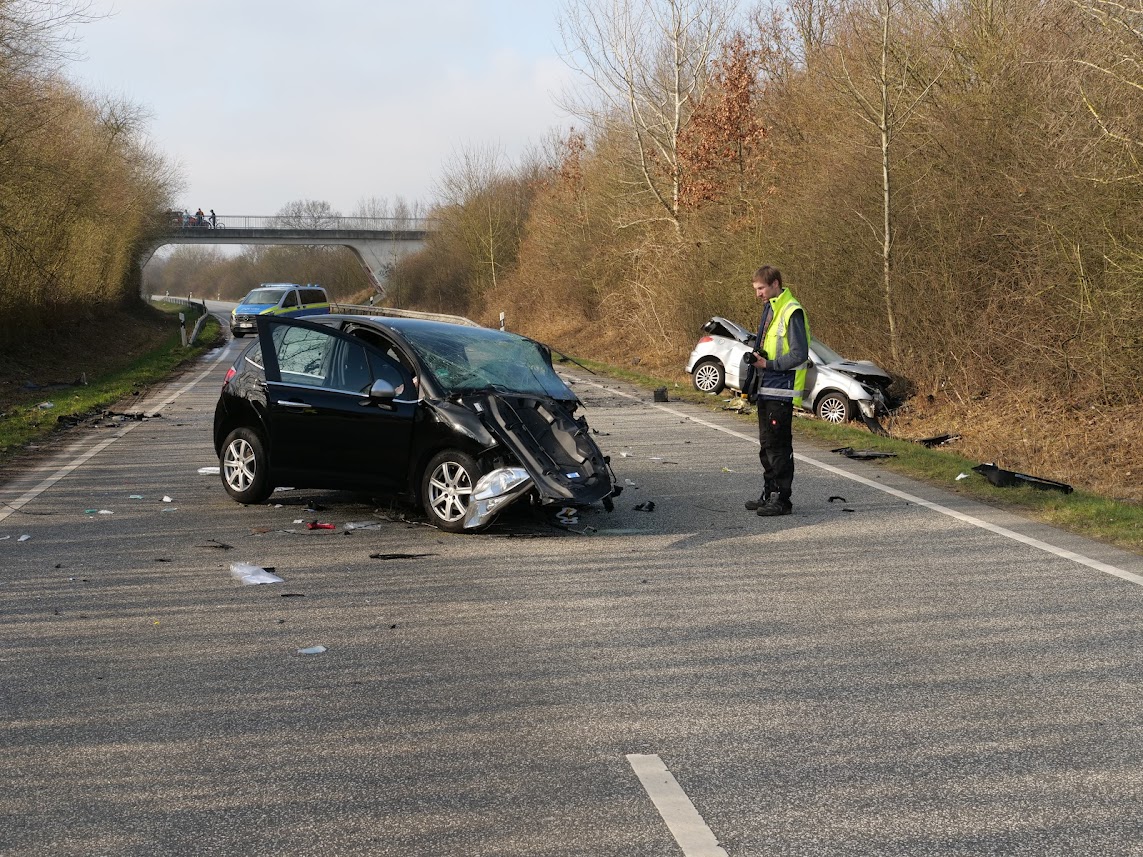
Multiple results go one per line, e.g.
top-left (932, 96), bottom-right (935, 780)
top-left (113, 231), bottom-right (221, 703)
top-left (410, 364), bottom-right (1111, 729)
top-left (213, 314), bottom-right (617, 531)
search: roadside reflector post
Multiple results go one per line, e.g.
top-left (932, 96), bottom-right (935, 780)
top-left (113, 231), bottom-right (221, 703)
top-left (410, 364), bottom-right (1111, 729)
top-left (499, 311), bottom-right (506, 331)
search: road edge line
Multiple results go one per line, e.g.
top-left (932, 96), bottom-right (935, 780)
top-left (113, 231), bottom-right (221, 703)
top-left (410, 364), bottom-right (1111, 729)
top-left (570, 376), bottom-right (1143, 587)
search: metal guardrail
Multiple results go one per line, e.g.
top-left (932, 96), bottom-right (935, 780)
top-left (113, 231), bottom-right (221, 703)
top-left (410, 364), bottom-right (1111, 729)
top-left (150, 295), bottom-right (211, 345)
top-left (163, 214), bottom-right (435, 231)
top-left (332, 303), bottom-right (481, 327)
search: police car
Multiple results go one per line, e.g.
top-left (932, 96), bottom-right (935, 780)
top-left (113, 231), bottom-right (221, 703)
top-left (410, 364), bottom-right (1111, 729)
top-left (229, 284), bottom-right (331, 337)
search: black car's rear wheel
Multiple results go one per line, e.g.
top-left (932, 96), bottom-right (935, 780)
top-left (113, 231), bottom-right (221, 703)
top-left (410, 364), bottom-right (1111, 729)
top-left (422, 450), bottom-right (481, 533)
top-left (220, 427), bottom-right (273, 504)
top-left (692, 358), bottom-right (725, 394)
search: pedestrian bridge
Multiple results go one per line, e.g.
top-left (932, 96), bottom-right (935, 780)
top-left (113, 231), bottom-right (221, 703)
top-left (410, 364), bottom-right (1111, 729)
top-left (142, 214), bottom-right (432, 295)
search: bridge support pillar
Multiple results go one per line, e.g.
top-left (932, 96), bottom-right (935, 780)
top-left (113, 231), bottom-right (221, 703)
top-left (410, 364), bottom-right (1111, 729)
top-left (344, 239), bottom-right (423, 298)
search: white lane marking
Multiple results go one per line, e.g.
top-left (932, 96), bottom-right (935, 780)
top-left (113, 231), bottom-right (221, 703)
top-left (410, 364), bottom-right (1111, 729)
top-left (627, 754), bottom-right (728, 857)
top-left (0, 339), bottom-right (237, 525)
top-left (571, 376), bottom-right (1143, 587)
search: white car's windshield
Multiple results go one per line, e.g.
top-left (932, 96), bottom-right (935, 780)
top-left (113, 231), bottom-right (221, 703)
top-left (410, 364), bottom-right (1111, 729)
top-left (811, 338), bottom-right (845, 364)
top-left (398, 324), bottom-right (574, 399)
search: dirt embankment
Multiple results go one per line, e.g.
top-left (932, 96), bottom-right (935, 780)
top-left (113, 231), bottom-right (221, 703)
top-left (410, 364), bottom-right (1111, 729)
top-left (0, 301), bottom-right (178, 412)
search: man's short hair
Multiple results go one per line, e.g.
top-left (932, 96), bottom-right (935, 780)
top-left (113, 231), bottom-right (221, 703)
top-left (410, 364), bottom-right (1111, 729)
top-left (753, 265), bottom-right (782, 287)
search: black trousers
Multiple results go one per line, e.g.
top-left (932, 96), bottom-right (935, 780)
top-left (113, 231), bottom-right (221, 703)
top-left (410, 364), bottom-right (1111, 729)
top-left (757, 399), bottom-right (795, 500)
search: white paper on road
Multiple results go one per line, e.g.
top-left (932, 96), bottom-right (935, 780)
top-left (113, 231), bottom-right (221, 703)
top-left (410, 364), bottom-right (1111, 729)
top-left (229, 562), bottom-right (284, 585)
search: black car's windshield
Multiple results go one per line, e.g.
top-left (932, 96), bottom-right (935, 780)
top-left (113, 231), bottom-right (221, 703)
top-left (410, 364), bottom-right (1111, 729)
top-left (398, 324), bottom-right (573, 399)
top-left (243, 289), bottom-right (287, 305)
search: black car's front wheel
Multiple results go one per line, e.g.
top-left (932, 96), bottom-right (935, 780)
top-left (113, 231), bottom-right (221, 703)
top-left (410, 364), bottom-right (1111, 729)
top-left (422, 450), bottom-right (481, 533)
top-left (220, 426), bottom-right (273, 504)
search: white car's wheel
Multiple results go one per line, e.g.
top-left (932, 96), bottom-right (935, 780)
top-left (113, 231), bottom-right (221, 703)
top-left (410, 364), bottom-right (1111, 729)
top-left (815, 392), bottom-right (852, 424)
top-left (692, 359), bottom-right (725, 394)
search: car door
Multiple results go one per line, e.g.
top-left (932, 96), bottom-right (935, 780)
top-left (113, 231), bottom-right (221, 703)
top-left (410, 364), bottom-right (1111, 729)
top-left (256, 316), bottom-right (416, 490)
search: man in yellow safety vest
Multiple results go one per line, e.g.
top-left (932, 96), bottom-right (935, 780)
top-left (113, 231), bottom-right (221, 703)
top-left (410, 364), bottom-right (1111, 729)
top-left (742, 265), bottom-right (811, 516)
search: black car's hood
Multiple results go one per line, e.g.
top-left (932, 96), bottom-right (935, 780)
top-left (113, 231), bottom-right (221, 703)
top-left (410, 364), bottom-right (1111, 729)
top-left (462, 392), bottom-right (615, 505)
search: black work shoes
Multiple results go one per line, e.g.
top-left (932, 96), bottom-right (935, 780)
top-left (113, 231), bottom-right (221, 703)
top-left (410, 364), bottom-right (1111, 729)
top-left (755, 497), bottom-right (792, 516)
top-left (744, 494), bottom-right (772, 511)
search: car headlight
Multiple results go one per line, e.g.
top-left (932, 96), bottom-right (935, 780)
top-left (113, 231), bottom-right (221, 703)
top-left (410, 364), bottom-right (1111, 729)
top-left (463, 467), bottom-right (533, 529)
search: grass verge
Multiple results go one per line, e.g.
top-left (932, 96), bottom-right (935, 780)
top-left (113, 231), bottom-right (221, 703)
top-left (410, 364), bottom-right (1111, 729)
top-left (568, 356), bottom-right (1143, 554)
top-left (0, 306), bottom-right (222, 460)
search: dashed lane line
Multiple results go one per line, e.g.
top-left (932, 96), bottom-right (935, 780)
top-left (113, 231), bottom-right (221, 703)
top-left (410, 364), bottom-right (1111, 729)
top-left (569, 375), bottom-right (1143, 588)
top-left (0, 340), bottom-right (237, 525)
top-left (627, 754), bottom-right (728, 857)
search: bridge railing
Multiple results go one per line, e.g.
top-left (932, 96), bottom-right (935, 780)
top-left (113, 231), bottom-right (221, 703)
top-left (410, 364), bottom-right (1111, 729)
top-left (163, 213), bottom-right (435, 231)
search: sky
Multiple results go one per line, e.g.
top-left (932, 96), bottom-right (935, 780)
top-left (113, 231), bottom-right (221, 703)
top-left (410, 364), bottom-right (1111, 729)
top-left (63, 0), bottom-right (576, 217)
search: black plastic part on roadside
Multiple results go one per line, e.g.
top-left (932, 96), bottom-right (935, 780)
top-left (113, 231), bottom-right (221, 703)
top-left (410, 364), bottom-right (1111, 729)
top-left (972, 463), bottom-right (1074, 494)
top-left (831, 446), bottom-right (898, 460)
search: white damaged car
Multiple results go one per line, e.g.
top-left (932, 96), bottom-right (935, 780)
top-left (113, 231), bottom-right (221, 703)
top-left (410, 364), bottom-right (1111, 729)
top-left (686, 316), bottom-right (895, 432)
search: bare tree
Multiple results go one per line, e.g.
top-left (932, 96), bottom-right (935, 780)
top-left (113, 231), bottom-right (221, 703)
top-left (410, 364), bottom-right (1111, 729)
top-left (559, 0), bottom-right (730, 233)
top-left (0, 0), bottom-right (97, 78)
top-left (832, 0), bottom-right (945, 362)
top-left (277, 198), bottom-right (340, 229)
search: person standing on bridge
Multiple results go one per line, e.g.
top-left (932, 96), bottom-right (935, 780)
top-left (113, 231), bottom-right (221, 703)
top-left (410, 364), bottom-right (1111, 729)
top-left (195, 207), bottom-right (205, 227)
top-left (742, 265), bottom-right (811, 517)
top-left (209, 209), bottom-right (216, 228)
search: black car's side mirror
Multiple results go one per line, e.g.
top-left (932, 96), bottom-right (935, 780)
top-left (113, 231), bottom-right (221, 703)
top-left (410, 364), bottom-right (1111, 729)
top-left (368, 378), bottom-right (397, 400)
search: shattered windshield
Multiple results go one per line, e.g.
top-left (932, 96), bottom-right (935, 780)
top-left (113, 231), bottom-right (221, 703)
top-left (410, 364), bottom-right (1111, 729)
top-left (243, 289), bottom-right (287, 305)
top-left (398, 324), bottom-right (574, 399)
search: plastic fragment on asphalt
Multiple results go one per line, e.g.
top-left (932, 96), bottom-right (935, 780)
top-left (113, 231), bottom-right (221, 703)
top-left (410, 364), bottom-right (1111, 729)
top-left (18, 535), bottom-right (30, 541)
top-left (97, 510), bottom-right (113, 515)
top-left (201, 540), bottom-right (233, 550)
top-left (620, 452), bottom-right (632, 458)
top-left (0, 535), bottom-right (9, 540)
top-left (633, 501), bottom-right (656, 512)
top-left (305, 522), bottom-right (336, 530)
top-left (84, 509), bottom-right (98, 515)
top-left (625, 478), bottom-right (639, 488)
top-left (162, 496), bottom-right (173, 503)
top-left (37, 401), bottom-right (54, 409)
top-left (281, 592), bottom-right (305, 597)
top-left (296, 645), bottom-right (326, 655)
top-left (956, 473), bottom-right (969, 481)
top-left (721, 467), bottom-right (734, 473)
top-left (128, 494), bottom-right (144, 500)
top-left (197, 466), bottom-right (220, 475)
top-left (369, 552), bottom-right (439, 560)
top-left (160, 507), bottom-right (178, 513)
top-left (842, 508), bottom-right (856, 513)
top-left (344, 521), bottom-right (383, 531)
top-left (304, 501), bottom-right (326, 512)
top-left (828, 496), bottom-right (847, 503)
top-left (556, 507), bottom-right (579, 525)
top-left (230, 562), bottom-right (284, 585)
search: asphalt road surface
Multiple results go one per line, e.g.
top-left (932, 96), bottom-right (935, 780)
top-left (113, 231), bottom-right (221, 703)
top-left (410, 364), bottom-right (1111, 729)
top-left (3, 307), bottom-right (1143, 856)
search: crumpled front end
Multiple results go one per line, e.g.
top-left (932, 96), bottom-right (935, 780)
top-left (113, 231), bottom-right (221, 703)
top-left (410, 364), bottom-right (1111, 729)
top-left (463, 393), bottom-right (616, 520)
